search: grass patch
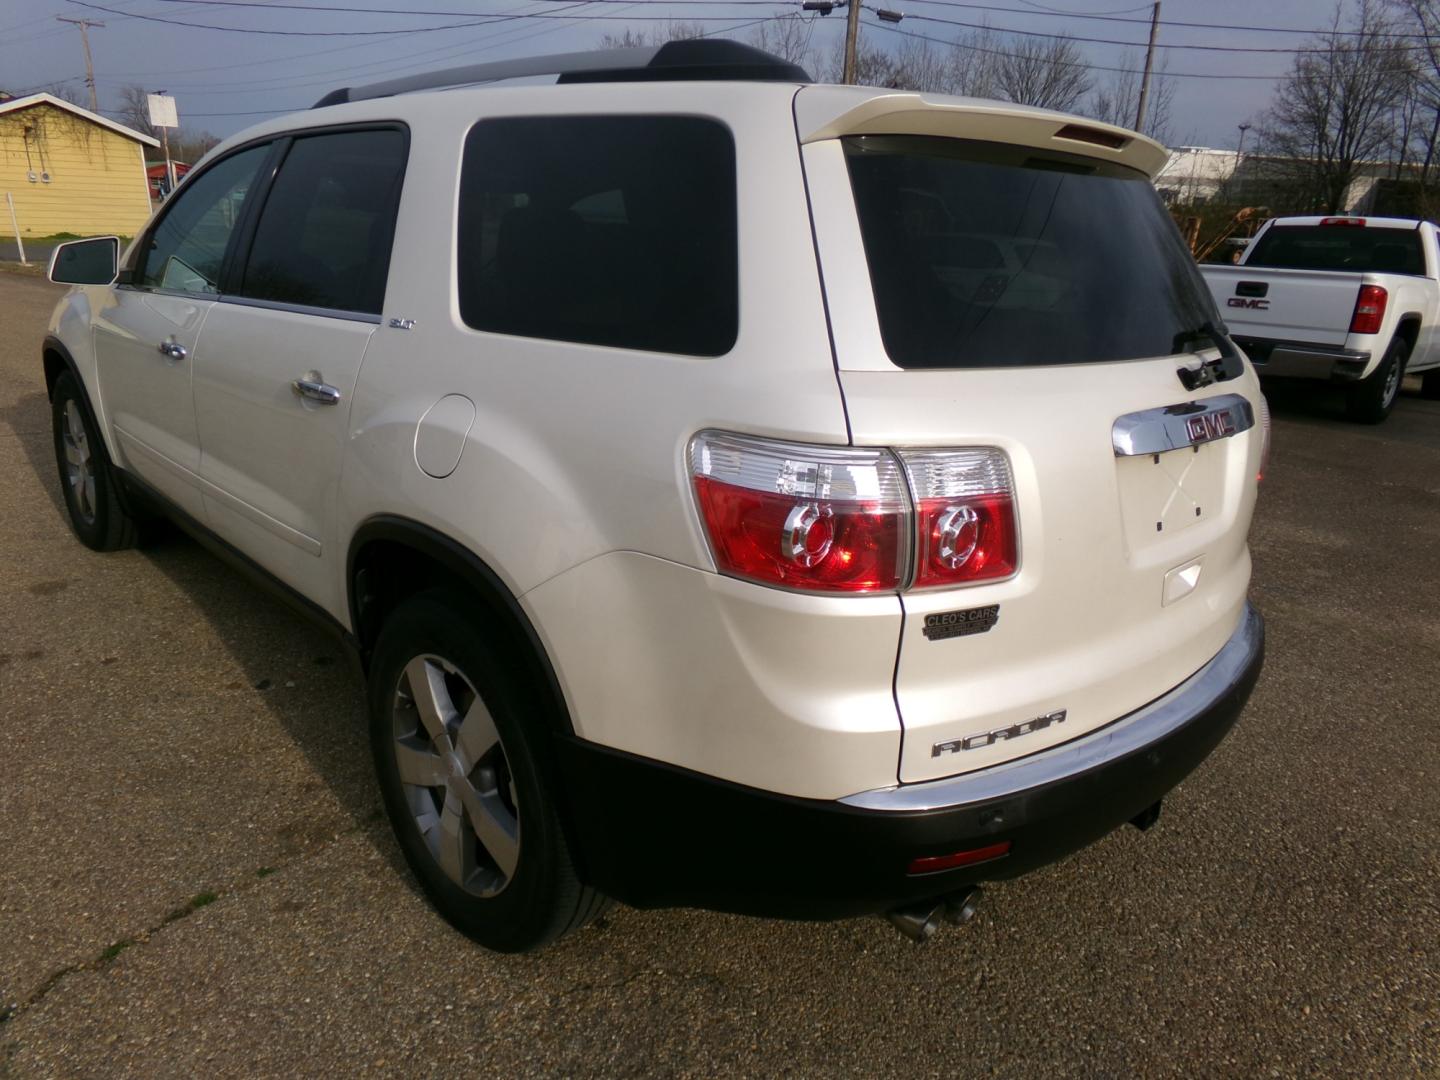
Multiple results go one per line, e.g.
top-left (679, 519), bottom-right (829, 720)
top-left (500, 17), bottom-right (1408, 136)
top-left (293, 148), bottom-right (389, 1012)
top-left (190, 891), bottom-right (218, 909)
top-left (255, 866), bottom-right (276, 878)
top-left (99, 939), bottom-right (135, 965)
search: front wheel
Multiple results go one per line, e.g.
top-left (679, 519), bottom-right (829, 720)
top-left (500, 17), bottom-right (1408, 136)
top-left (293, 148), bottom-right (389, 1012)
top-left (50, 370), bottom-right (139, 551)
top-left (368, 590), bottom-right (608, 952)
top-left (1422, 368), bottom-right (1440, 401)
top-left (1345, 336), bottom-right (1407, 424)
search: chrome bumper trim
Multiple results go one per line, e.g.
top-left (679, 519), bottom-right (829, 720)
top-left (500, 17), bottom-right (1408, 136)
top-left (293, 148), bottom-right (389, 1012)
top-left (839, 604), bottom-right (1263, 812)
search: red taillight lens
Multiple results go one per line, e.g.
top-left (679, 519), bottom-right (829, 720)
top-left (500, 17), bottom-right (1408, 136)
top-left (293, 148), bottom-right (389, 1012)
top-left (900, 449), bottom-right (1018, 589)
top-left (1350, 284), bottom-right (1388, 335)
top-left (689, 432), bottom-right (909, 593)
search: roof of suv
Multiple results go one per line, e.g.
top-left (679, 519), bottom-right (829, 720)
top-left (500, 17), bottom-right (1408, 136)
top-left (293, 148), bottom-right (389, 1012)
top-left (200, 43), bottom-right (1168, 180)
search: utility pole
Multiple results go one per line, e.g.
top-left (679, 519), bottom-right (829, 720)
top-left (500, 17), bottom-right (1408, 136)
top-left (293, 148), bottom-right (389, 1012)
top-left (842, 0), bottom-right (862, 85)
top-left (56, 17), bottom-right (104, 112)
top-left (1134, 1), bottom-right (1160, 134)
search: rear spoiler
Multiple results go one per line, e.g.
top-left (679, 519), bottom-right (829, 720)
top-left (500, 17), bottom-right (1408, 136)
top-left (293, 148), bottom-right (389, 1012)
top-left (795, 89), bottom-right (1170, 178)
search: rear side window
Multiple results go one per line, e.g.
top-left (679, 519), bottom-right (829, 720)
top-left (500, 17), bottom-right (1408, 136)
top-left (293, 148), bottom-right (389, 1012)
top-left (457, 115), bottom-right (738, 356)
top-left (844, 136), bottom-right (1218, 369)
top-left (239, 128), bottom-right (407, 315)
top-left (1245, 225), bottom-right (1426, 275)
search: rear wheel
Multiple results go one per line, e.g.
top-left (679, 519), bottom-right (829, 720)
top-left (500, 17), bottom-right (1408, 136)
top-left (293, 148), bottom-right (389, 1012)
top-left (1345, 336), bottom-right (1407, 424)
top-left (50, 370), bottom-right (139, 551)
top-left (368, 590), bottom-right (608, 952)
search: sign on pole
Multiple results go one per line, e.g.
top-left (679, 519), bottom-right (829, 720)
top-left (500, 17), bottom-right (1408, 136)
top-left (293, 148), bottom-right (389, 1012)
top-left (146, 93), bottom-right (178, 129)
top-left (147, 93), bottom-right (179, 196)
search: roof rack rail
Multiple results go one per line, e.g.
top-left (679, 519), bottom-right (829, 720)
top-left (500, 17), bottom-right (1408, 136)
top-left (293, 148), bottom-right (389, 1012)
top-left (313, 40), bottom-right (811, 109)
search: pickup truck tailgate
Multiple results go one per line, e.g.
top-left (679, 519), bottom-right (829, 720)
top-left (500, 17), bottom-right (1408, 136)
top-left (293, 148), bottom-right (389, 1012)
top-left (1201, 264), bottom-right (1361, 346)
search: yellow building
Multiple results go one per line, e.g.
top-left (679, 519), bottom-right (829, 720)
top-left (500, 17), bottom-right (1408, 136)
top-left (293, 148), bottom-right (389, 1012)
top-left (0, 93), bottom-right (158, 239)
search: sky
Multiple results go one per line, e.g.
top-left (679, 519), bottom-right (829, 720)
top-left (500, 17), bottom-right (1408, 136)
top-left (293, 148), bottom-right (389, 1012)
top-left (0, 0), bottom-right (1380, 150)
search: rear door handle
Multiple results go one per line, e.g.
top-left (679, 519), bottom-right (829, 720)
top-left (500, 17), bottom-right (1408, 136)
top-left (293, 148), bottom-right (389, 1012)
top-left (157, 340), bottom-right (187, 361)
top-left (291, 374), bottom-right (341, 405)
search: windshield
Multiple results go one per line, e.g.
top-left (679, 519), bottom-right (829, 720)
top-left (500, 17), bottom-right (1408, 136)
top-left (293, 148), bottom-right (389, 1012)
top-left (843, 136), bottom-right (1219, 369)
top-left (1245, 224), bottom-right (1426, 275)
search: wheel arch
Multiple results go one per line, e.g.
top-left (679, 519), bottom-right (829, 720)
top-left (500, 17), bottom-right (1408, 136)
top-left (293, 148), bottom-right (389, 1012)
top-left (1394, 315), bottom-right (1422, 357)
top-left (42, 335), bottom-right (78, 400)
top-left (346, 515), bottom-right (575, 738)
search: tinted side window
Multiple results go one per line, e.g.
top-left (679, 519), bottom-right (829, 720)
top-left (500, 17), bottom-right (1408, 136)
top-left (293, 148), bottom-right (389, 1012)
top-left (239, 128), bottom-right (407, 315)
top-left (140, 145), bottom-right (268, 295)
top-left (458, 116), bottom-right (738, 356)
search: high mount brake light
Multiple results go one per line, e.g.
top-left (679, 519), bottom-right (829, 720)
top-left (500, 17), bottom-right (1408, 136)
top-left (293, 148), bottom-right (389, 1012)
top-left (689, 433), bottom-right (1018, 595)
top-left (1320, 217), bottom-right (1366, 227)
top-left (1350, 284), bottom-right (1388, 335)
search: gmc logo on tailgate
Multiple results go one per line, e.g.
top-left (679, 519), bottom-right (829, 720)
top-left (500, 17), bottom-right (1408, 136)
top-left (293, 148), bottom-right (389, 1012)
top-left (1227, 297), bottom-right (1270, 310)
top-left (1185, 411), bottom-right (1236, 444)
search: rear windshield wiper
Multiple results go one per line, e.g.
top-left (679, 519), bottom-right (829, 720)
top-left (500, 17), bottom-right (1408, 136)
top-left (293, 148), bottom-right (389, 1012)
top-left (1173, 320), bottom-right (1244, 390)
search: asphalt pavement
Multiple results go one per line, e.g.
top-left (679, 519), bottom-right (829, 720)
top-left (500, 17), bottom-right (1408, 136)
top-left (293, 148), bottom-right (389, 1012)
top-left (1, 269), bottom-right (1437, 1077)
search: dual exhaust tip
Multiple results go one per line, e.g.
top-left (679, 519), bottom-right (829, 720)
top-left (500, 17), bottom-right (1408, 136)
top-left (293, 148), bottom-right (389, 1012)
top-left (886, 884), bottom-right (984, 943)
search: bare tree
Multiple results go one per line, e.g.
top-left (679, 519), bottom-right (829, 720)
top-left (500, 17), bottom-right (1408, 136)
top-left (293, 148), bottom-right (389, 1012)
top-left (1257, 0), bottom-right (1412, 212)
top-left (41, 81), bottom-right (88, 107)
top-left (115, 83), bottom-right (159, 142)
top-left (1086, 50), bottom-right (1174, 144)
top-left (597, 21), bottom-right (705, 50)
top-left (749, 13), bottom-right (819, 71)
top-left (990, 35), bottom-right (1091, 112)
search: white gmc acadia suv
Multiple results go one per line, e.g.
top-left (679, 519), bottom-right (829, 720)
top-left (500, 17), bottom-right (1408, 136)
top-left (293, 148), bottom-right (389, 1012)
top-left (41, 41), bottom-right (1267, 952)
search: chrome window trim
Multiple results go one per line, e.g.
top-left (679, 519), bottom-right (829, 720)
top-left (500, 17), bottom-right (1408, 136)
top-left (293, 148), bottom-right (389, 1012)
top-left (1111, 392), bottom-right (1255, 457)
top-left (839, 603), bottom-right (1262, 812)
top-left (213, 294), bottom-right (383, 324)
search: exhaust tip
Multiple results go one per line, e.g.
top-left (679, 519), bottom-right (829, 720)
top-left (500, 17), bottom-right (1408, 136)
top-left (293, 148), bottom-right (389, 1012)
top-left (886, 885), bottom-right (985, 942)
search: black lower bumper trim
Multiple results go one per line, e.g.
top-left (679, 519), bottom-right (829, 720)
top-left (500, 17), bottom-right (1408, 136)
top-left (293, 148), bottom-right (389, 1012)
top-left (554, 612), bottom-right (1264, 920)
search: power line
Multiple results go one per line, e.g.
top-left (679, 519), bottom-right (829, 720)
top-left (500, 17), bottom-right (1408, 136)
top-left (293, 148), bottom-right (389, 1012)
top-left (865, 19), bottom-right (1287, 80)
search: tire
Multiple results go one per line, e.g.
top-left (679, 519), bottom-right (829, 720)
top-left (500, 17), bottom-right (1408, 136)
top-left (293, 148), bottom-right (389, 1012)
top-left (368, 590), bottom-right (608, 953)
top-left (1345, 335), bottom-right (1408, 424)
top-left (1422, 368), bottom-right (1440, 401)
top-left (50, 370), bottom-right (139, 551)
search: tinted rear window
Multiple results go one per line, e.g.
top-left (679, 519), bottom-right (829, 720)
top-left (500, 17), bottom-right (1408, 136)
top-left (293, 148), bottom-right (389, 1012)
top-left (844, 136), bottom-right (1218, 369)
top-left (457, 115), bottom-right (737, 356)
top-left (1245, 224), bottom-right (1426, 275)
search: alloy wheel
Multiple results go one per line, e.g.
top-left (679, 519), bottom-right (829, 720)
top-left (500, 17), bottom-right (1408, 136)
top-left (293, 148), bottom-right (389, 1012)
top-left (62, 399), bottom-right (95, 523)
top-left (391, 654), bottom-right (520, 897)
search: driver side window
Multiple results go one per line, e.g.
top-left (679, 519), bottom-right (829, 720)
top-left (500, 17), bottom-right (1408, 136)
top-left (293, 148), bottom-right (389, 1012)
top-left (139, 144), bottom-right (269, 295)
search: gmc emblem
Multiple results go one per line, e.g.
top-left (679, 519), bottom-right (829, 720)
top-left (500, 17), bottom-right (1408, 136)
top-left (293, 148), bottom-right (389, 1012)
top-left (1227, 297), bottom-right (1270, 310)
top-left (1185, 411), bottom-right (1236, 444)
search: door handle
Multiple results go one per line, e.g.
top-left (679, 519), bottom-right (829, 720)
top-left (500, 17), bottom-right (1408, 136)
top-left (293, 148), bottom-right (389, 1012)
top-left (291, 374), bottom-right (342, 405)
top-left (157, 340), bottom-right (188, 361)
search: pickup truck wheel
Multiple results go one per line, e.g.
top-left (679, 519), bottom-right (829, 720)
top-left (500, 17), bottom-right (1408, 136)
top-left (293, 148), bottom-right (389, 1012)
top-left (1345, 336), bottom-right (1408, 424)
top-left (50, 371), bottom-right (138, 552)
top-left (1422, 369), bottom-right (1440, 400)
top-left (368, 590), bottom-right (608, 953)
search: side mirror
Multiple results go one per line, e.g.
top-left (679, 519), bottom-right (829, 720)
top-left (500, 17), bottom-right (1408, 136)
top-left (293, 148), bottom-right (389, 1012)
top-left (47, 236), bottom-right (120, 286)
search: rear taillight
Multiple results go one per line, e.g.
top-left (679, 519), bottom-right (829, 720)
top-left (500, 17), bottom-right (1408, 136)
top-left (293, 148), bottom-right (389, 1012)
top-left (1350, 284), bottom-right (1388, 334)
top-left (899, 449), bottom-right (1018, 589)
top-left (1257, 394), bottom-right (1272, 483)
top-left (689, 433), bottom-right (1018, 594)
top-left (689, 432), bottom-right (910, 593)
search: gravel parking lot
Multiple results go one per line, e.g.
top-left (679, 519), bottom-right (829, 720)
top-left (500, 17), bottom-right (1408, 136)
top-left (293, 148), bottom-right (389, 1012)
top-left (1, 268), bottom-right (1437, 1077)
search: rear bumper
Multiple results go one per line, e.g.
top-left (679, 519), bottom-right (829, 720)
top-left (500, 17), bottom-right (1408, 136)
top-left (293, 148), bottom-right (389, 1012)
top-left (1236, 336), bottom-right (1371, 381)
top-left (555, 604), bottom-right (1265, 919)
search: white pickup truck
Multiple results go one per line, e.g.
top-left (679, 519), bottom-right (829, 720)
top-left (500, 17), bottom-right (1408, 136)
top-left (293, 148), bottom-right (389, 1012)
top-left (1201, 215), bottom-right (1440, 422)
